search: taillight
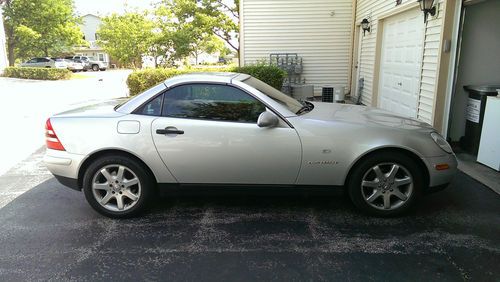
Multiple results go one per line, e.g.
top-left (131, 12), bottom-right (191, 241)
top-left (45, 118), bottom-right (65, 151)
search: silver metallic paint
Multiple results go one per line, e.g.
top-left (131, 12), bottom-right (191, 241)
top-left (44, 73), bottom-right (457, 190)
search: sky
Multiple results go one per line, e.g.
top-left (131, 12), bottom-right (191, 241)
top-left (73, 0), bottom-right (156, 16)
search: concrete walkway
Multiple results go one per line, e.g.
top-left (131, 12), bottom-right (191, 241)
top-left (0, 70), bottom-right (131, 175)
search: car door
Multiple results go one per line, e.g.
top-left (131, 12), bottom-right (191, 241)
top-left (149, 83), bottom-right (302, 185)
top-left (30, 58), bottom-right (42, 67)
top-left (23, 58), bottom-right (36, 67)
top-left (38, 58), bottom-right (51, 67)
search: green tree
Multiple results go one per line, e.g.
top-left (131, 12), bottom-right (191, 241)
top-left (2, 0), bottom-right (85, 63)
top-left (97, 12), bottom-right (154, 68)
top-left (190, 35), bottom-right (225, 65)
top-left (160, 0), bottom-right (239, 55)
top-left (149, 6), bottom-right (192, 67)
top-left (198, 0), bottom-right (239, 53)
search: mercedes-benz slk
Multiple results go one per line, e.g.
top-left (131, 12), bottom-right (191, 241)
top-left (44, 73), bottom-right (457, 218)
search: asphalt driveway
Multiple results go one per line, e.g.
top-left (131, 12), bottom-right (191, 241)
top-left (0, 151), bottom-right (499, 281)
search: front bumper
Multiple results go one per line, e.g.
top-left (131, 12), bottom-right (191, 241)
top-left (422, 153), bottom-right (458, 188)
top-left (44, 149), bottom-right (86, 190)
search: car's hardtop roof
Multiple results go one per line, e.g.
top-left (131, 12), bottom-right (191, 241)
top-left (116, 72), bottom-right (252, 114)
top-left (163, 72), bottom-right (251, 87)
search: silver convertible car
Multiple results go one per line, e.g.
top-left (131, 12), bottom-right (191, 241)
top-left (44, 73), bottom-right (457, 218)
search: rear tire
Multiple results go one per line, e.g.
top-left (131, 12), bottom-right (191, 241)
top-left (82, 155), bottom-right (154, 218)
top-left (92, 64), bottom-right (99, 71)
top-left (347, 152), bottom-right (423, 217)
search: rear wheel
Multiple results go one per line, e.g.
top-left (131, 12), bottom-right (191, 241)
top-left (92, 64), bottom-right (99, 71)
top-left (83, 155), bottom-right (154, 218)
top-left (347, 152), bottom-right (423, 216)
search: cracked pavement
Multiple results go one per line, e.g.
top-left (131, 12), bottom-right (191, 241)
top-left (0, 149), bottom-right (499, 281)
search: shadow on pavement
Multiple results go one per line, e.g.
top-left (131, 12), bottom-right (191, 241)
top-left (0, 172), bottom-right (498, 281)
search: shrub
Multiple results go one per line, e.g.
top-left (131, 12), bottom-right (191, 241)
top-left (2, 67), bottom-right (72, 80)
top-left (233, 65), bottom-right (286, 90)
top-left (126, 65), bottom-right (286, 96)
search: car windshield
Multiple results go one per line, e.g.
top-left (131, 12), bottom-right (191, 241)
top-left (241, 77), bottom-right (304, 114)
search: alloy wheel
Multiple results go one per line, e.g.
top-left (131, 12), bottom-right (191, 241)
top-left (360, 162), bottom-right (413, 210)
top-left (91, 164), bottom-right (141, 212)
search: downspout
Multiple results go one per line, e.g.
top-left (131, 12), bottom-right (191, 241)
top-left (347, 0), bottom-right (358, 101)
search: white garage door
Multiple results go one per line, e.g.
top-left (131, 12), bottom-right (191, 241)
top-left (378, 8), bottom-right (424, 118)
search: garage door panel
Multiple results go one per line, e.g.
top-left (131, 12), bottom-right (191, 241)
top-left (378, 8), bottom-right (423, 118)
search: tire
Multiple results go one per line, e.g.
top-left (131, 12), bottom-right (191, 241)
top-left (82, 155), bottom-right (154, 218)
top-left (92, 64), bottom-right (99, 71)
top-left (99, 68), bottom-right (106, 71)
top-left (347, 151), bottom-right (423, 217)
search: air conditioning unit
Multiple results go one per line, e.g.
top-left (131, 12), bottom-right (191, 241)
top-left (321, 86), bottom-right (346, 103)
top-left (291, 84), bottom-right (314, 101)
top-left (322, 87), bottom-right (334, 103)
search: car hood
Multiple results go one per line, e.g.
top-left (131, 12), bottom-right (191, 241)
top-left (53, 99), bottom-right (128, 118)
top-left (302, 102), bottom-right (434, 131)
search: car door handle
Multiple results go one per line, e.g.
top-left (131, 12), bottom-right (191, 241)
top-left (156, 127), bottom-right (184, 135)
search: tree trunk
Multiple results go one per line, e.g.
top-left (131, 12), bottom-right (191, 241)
top-left (5, 26), bottom-right (15, 66)
top-left (2, 0), bottom-right (15, 66)
top-left (7, 40), bottom-right (14, 66)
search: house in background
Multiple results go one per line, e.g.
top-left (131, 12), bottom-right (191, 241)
top-left (74, 14), bottom-right (110, 64)
top-left (239, 0), bottom-right (354, 97)
top-left (239, 0), bottom-right (500, 144)
top-left (0, 7), bottom-right (9, 72)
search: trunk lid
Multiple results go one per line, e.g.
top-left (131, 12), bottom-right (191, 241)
top-left (53, 99), bottom-right (128, 118)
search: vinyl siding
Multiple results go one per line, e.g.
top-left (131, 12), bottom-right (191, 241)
top-left (356, 0), bottom-right (445, 124)
top-left (240, 0), bottom-right (354, 96)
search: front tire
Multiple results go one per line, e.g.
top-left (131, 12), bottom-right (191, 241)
top-left (91, 64), bottom-right (99, 71)
top-left (82, 155), bottom-right (154, 218)
top-left (347, 152), bottom-right (423, 217)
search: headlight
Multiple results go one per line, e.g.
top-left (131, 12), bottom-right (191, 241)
top-left (431, 132), bottom-right (453, 154)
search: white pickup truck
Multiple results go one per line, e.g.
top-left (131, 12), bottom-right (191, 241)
top-left (66, 56), bottom-right (108, 71)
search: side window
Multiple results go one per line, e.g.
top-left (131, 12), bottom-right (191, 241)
top-left (162, 84), bottom-right (266, 123)
top-left (27, 59), bottom-right (36, 63)
top-left (136, 94), bottom-right (163, 116)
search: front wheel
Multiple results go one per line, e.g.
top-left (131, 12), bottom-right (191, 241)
top-left (91, 64), bottom-right (99, 71)
top-left (347, 152), bottom-right (423, 216)
top-left (82, 155), bottom-right (154, 218)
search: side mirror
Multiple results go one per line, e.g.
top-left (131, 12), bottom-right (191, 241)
top-left (257, 111), bottom-right (279, 128)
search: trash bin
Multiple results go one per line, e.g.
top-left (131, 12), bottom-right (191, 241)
top-left (461, 85), bottom-right (500, 154)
